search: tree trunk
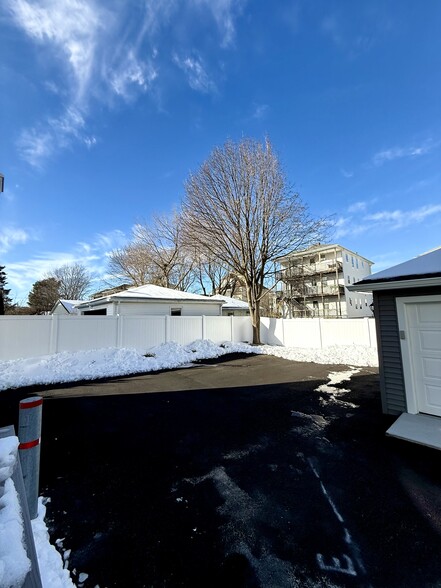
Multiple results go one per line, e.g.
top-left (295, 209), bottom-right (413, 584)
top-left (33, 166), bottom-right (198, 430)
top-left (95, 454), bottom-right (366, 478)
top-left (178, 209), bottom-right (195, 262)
top-left (247, 286), bottom-right (261, 345)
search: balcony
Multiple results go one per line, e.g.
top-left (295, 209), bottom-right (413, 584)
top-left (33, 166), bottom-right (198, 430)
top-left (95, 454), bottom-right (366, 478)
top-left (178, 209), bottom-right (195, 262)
top-left (280, 260), bottom-right (343, 280)
top-left (287, 284), bottom-right (345, 297)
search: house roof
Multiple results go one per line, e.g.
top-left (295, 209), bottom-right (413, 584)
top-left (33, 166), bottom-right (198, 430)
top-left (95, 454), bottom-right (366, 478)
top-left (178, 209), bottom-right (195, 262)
top-left (75, 284), bottom-right (224, 308)
top-left (52, 299), bottom-right (84, 314)
top-left (210, 295), bottom-right (250, 310)
top-left (349, 246), bottom-right (441, 292)
top-left (277, 243), bottom-right (374, 264)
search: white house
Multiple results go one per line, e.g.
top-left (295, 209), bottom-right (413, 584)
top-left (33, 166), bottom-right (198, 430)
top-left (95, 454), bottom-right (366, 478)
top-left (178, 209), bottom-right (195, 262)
top-left (277, 243), bottom-right (373, 318)
top-left (74, 284), bottom-right (224, 316)
top-left (210, 295), bottom-right (250, 316)
top-left (51, 300), bottom-right (84, 315)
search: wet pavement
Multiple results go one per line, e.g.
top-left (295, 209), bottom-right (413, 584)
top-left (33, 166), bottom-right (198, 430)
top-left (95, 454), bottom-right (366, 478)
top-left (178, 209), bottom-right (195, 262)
top-left (2, 353), bottom-right (441, 587)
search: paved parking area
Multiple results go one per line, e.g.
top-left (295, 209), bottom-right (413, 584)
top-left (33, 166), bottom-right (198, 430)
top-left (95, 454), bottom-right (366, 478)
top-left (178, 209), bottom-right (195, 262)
top-left (3, 354), bottom-right (441, 587)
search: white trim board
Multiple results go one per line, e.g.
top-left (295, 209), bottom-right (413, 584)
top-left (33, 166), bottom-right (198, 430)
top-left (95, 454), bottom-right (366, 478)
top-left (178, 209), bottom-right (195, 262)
top-left (387, 413), bottom-right (441, 451)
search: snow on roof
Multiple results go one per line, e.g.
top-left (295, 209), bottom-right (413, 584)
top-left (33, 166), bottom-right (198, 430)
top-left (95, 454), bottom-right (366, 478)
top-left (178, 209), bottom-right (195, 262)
top-left (76, 284), bottom-right (223, 306)
top-left (277, 243), bottom-right (373, 264)
top-left (51, 300), bottom-right (84, 314)
top-left (210, 295), bottom-right (249, 309)
top-left (356, 246), bottom-right (441, 284)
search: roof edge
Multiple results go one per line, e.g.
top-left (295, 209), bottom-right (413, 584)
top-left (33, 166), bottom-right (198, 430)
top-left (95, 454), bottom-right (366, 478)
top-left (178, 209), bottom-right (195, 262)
top-left (348, 275), bottom-right (441, 292)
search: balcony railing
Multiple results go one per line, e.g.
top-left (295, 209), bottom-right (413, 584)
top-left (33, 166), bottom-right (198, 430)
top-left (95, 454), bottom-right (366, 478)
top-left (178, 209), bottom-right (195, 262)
top-left (279, 260), bottom-right (343, 280)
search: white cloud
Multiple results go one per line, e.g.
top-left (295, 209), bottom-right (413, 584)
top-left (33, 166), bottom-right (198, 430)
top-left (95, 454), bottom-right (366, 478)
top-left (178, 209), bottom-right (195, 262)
top-left (0, 228), bottom-right (30, 254)
top-left (8, 0), bottom-right (244, 167)
top-left (347, 201), bottom-right (368, 213)
top-left (17, 106), bottom-right (87, 168)
top-left (372, 140), bottom-right (437, 166)
top-left (192, 0), bottom-right (245, 48)
top-left (251, 103), bottom-right (269, 120)
top-left (366, 204), bottom-right (441, 228)
top-left (7, 0), bottom-right (104, 100)
top-left (334, 202), bottom-right (441, 239)
top-left (341, 168), bottom-right (354, 179)
top-left (109, 50), bottom-right (158, 100)
top-left (5, 229), bottom-right (128, 301)
top-left (173, 54), bottom-right (216, 94)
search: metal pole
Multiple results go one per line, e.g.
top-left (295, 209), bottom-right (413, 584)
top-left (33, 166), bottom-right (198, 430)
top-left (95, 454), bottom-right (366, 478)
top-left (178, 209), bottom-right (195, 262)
top-left (18, 396), bottom-right (43, 520)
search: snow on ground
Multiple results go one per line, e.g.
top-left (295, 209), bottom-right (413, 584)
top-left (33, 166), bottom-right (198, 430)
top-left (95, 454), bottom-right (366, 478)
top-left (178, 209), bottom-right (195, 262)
top-left (0, 341), bottom-right (377, 586)
top-left (0, 437), bottom-right (75, 588)
top-left (0, 340), bottom-right (378, 391)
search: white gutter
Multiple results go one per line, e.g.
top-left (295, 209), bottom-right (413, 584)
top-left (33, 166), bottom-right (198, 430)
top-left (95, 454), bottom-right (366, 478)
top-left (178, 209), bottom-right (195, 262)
top-left (348, 276), bottom-right (441, 292)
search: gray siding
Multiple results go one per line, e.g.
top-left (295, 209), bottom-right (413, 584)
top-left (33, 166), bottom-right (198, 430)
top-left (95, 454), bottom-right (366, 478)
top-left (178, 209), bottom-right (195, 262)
top-left (375, 285), bottom-right (441, 415)
top-left (374, 292), bottom-right (406, 415)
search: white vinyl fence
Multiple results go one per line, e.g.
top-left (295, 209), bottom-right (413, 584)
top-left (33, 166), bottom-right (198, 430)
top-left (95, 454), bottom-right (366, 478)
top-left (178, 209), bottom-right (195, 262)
top-left (0, 315), bottom-right (376, 361)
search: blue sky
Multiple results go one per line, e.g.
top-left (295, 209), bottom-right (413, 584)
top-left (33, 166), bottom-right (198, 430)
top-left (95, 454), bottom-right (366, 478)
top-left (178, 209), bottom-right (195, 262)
top-left (1, 0), bottom-right (440, 303)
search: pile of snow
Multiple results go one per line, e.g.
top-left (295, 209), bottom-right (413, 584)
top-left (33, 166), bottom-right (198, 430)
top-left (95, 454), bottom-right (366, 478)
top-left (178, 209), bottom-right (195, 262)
top-left (0, 437), bottom-right (74, 588)
top-left (31, 498), bottom-right (75, 588)
top-left (0, 340), bottom-right (378, 392)
top-left (0, 436), bottom-right (31, 588)
top-left (258, 344), bottom-right (378, 367)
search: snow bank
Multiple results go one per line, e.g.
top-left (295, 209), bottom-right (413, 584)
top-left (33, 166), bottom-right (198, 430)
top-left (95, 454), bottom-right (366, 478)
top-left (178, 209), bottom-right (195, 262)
top-left (31, 498), bottom-right (76, 588)
top-left (0, 436), bottom-right (31, 588)
top-left (0, 340), bottom-right (378, 392)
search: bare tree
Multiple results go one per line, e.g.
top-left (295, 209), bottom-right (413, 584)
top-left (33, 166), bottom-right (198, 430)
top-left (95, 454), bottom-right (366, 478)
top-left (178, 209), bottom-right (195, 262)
top-left (192, 251), bottom-right (238, 296)
top-left (132, 212), bottom-right (195, 291)
top-left (50, 263), bottom-right (93, 299)
top-left (181, 137), bottom-right (329, 343)
top-left (108, 243), bottom-right (154, 287)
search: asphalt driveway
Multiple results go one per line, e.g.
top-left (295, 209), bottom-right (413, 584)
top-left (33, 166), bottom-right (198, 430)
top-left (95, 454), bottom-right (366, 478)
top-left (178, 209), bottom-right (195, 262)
top-left (3, 353), bottom-right (441, 587)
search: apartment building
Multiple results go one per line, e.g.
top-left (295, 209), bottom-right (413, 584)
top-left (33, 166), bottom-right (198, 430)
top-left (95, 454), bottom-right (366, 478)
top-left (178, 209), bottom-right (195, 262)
top-left (277, 244), bottom-right (374, 318)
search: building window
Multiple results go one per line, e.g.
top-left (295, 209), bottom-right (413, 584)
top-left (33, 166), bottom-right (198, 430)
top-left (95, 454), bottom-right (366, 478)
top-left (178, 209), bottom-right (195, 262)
top-left (171, 308), bottom-right (182, 316)
top-left (345, 253), bottom-right (349, 262)
top-left (349, 297), bottom-right (352, 305)
top-left (351, 256), bottom-right (354, 267)
top-left (347, 275), bottom-right (351, 283)
top-left (356, 258), bottom-right (359, 269)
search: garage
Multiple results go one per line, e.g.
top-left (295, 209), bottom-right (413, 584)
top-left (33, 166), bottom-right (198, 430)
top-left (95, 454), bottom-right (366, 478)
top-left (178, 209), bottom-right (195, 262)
top-left (350, 246), bottom-right (441, 449)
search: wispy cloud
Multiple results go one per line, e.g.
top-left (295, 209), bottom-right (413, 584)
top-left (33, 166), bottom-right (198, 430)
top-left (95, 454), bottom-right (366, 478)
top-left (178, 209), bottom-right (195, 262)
top-left (173, 53), bottom-right (216, 94)
top-left (372, 140), bottom-right (438, 166)
top-left (250, 103), bottom-right (269, 120)
top-left (0, 227), bottom-right (30, 254)
top-left (366, 204), bottom-right (441, 228)
top-left (7, 0), bottom-right (245, 167)
top-left (193, 0), bottom-right (245, 48)
top-left (17, 106), bottom-right (88, 168)
top-left (7, 0), bottom-right (104, 101)
top-left (6, 229), bottom-right (128, 300)
top-left (109, 50), bottom-right (158, 100)
top-left (340, 168), bottom-right (354, 179)
top-left (335, 203), bottom-right (441, 239)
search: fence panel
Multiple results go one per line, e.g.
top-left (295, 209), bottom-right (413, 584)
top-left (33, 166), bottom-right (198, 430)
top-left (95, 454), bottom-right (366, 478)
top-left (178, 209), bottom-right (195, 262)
top-left (281, 319), bottom-right (322, 348)
top-left (320, 318), bottom-right (372, 347)
top-left (0, 317), bottom-right (52, 360)
top-left (120, 316), bottom-right (166, 351)
top-left (205, 316), bottom-right (232, 343)
top-left (232, 316), bottom-right (253, 343)
top-left (56, 316), bottom-right (119, 352)
top-left (260, 318), bottom-right (284, 345)
top-left (169, 316), bottom-right (202, 345)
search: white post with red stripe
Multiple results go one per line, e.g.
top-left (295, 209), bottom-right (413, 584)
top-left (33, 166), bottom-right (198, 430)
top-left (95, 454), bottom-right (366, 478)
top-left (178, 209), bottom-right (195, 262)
top-left (18, 396), bottom-right (43, 520)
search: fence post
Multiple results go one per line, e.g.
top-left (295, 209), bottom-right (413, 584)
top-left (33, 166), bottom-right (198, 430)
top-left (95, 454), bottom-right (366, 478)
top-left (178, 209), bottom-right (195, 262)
top-left (365, 317), bottom-right (371, 347)
top-left (202, 315), bottom-right (206, 340)
top-left (117, 315), bottom-right (123, 348)
top-left (230, 315), bottom-right (234, 342)
top-left (317, 318), bottom-right (323, 348)
top-left (18, 397), bottom-right (43, 520)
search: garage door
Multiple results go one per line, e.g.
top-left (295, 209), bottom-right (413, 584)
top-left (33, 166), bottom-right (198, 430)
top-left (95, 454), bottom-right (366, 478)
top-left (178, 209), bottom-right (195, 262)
top-left (406, 300), bottom-right (441, 416)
